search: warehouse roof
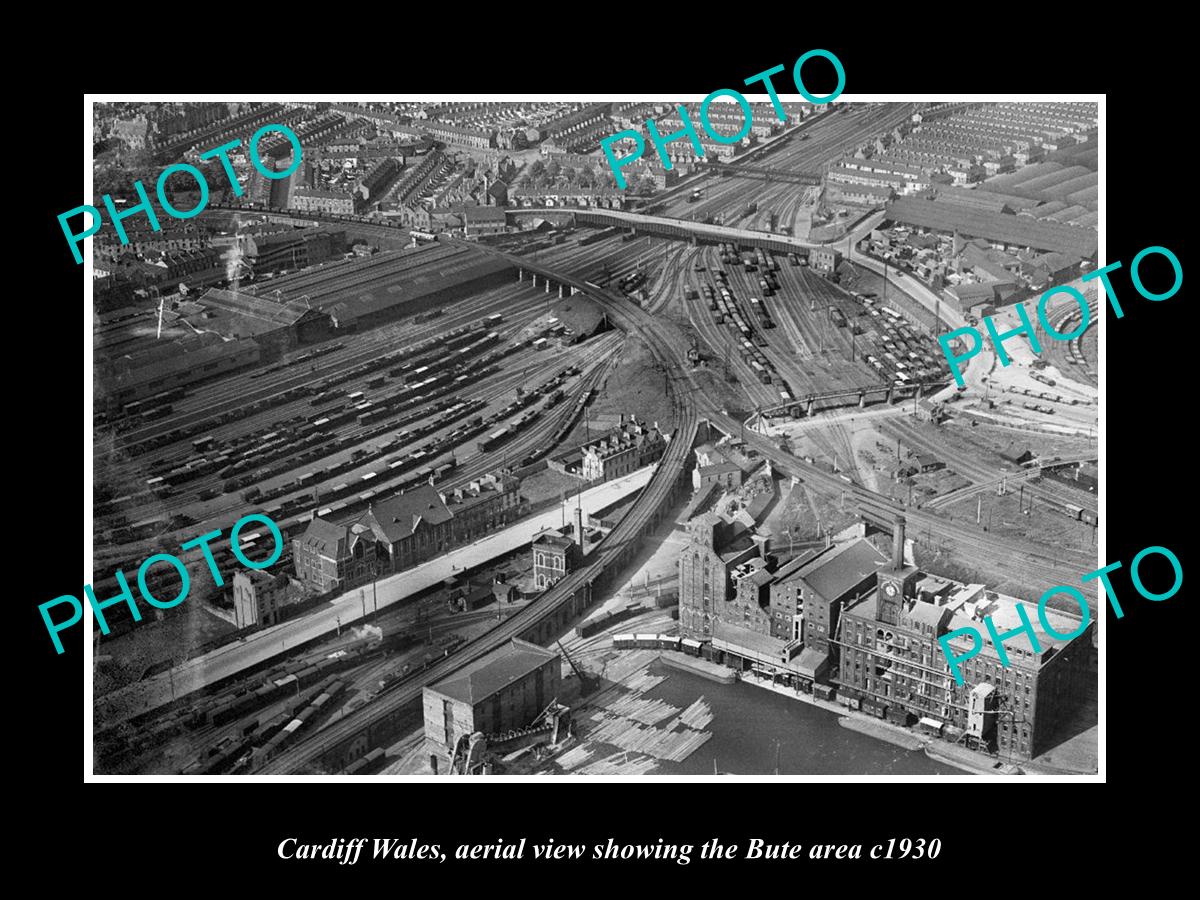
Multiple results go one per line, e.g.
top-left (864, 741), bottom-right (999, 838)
top-left (429, 639), bottom-right (558, 705)
top-left (192, 289), bottom-right (320, 337)
top-left (779, 538), bottom-right (888, 602)
top-left (885, 197), bottom-right (1096, 258)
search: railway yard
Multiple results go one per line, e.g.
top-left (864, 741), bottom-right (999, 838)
top-left (90, 100), bottom-right (1099, 776)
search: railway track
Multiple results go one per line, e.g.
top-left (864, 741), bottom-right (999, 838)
top-left (258, 404), bottom-right (698, 773)
top-left (880, 418), bottom-right (1098, 518)
top-left (247, 203), bottom-right (1088, 771)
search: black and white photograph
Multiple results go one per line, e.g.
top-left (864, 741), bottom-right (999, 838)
top-left (82, 95), bottom-right (1103, 779)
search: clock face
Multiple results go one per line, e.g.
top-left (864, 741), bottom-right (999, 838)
top-left (883, 582), bottom-right (898, 597)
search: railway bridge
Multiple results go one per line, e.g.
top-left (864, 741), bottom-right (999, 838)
top-left (507, 207), bottom-right (821, 254)
top-left (755, 379), bottom-right (949, 421)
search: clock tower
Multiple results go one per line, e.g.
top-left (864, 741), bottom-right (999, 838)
top-left (877, 516), bottom-right (920, 626)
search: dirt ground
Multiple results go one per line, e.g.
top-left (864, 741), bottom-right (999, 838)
top-left (561, 335), bottom-right (678, 447)
top-left (945, 420), bottom-right (1096, 466)
top-left (520, 466), bottom-right (586, 506)
top-left (772, 478), bottom-right (860, 541)
top-left (939, 489), bottom-right (1096, 557)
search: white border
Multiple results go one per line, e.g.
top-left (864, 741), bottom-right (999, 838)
top-left (83, 92), bottom-right (1105, 783)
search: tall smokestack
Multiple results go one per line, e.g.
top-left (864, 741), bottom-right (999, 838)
top-left (575, 506), bottom-right (584, 546)
top-left (892, 516), bottom-right (906, 569)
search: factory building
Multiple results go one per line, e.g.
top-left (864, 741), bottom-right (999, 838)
top-left (422, 639), bottom-right (561, 764)
top-left (222, 226), bottom-right (346, 278)
top-left (676, 508), bottom-right (1093, 761)
top-left (677, 479), bottom-right (1094, 761)
top-left (678, 511), bottom-right (886, 689)
top-left (836, 519), bottom-right (1093, 761)
top-left (186, 289), bottom-right (333, 361)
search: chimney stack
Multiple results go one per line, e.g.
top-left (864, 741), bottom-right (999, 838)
top-left (892, 516), bottom-right (906, 569)
top-left (575, 506), bottom-right (585, 546)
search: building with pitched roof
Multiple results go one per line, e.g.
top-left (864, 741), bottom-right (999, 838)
top-left (356, 484), bottom-right (455, 571)
top-left (292, 517), bottom-right (387, 594)
top-left (834, 518), bottom-right (1091, 761)
top-left (579, 417), bottom-right (666, 483)
top-left (422, 639), bottom-right (560, 758)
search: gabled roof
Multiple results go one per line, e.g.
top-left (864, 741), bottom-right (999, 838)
top-left (297, 517), bottom-right (349, 558)
top-left (429, 640), bottom-right (558, 705)
top-left (359, 483), bottom-right (453, 544)
top-left (780, 538), bottom-right (888, 602)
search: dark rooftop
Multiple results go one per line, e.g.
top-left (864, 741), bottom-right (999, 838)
top-left (780, 538), bottom-right (888, 602)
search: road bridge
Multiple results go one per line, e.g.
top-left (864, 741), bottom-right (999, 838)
top-left (228, 208), bottom-right (1092, 772)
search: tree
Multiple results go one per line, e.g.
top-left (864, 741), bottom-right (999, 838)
top-left (527, 159), bottom-right (545, 181)
top-left (546, 159), bottom-right (561, 180)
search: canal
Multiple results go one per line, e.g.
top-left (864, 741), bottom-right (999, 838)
top-left (642, 661), bottom-right (960, 776)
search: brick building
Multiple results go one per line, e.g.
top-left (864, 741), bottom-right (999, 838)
top-left (532, 527), bottom-right (582, 591)
top-left (422, 639), bottom-right (560, 765)
top-left (231, 569), bottom-right (290, 629)
top-left (292, 518), bottom-right (387, 594)
top-left (580, 417), bottom-right (666, 483)
top-left (677, 509), bottom-right (1094, 762)
top-left (291, 186), bottom-right (356, 216)
top-left (835, 520), bottom-right (1093, 760)
top-left (809, 247), bottom-right (843, 274)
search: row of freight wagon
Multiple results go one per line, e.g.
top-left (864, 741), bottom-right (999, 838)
top-left (120, 318), bottom-right (499, 457)
top-left (180, 678), bottom-right (347, 775)
top-left (852, 296), bottom-right (950, 386)
top-left (273, 365), bottom-right (581, 531)
top-left (699, 271), bottom-right (794, 401)
top-left (134, 331), bottom-right (506, 505)
top-left (223, 386), bottom-right (483, 496)
top-left (249, 341), bottom-right (346, 381)
top-left (95, 641), bottom-right (374, 767)
top-left (476, 364), bottom-right (580, 454)
top-left (612, 633), bottom-right (706, 655)
top-left (577, 226), bottom-right (622, 247)
top-left (103, 362), bottom-right (579, 596)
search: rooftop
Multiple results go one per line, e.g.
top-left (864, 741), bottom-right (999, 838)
top-left (359, 484), bottom-right (453, 544)
top-left (429, 639), bottom-right (558, 706)
top-left (779, 538), bottom-right (889, 602)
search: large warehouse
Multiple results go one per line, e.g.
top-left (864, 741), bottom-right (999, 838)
top-left (258, 240), bottom-right (513, 331)
top-left (422, 640), bottom-right (561, 768)
top-left (883, 197), bottom-right (1097, 261)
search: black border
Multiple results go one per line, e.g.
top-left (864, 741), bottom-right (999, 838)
top-left (27, 21), bottom-right (1189, 882)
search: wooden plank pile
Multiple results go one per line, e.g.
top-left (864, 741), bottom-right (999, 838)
top-left (575, 750), bottom-right (659, 776)
top-left (667, 697), bottom-right (714, 732)
top-left (605, 694), bottom-right (679, 726)
top-left (586, 713), bottom-right (713, 763)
